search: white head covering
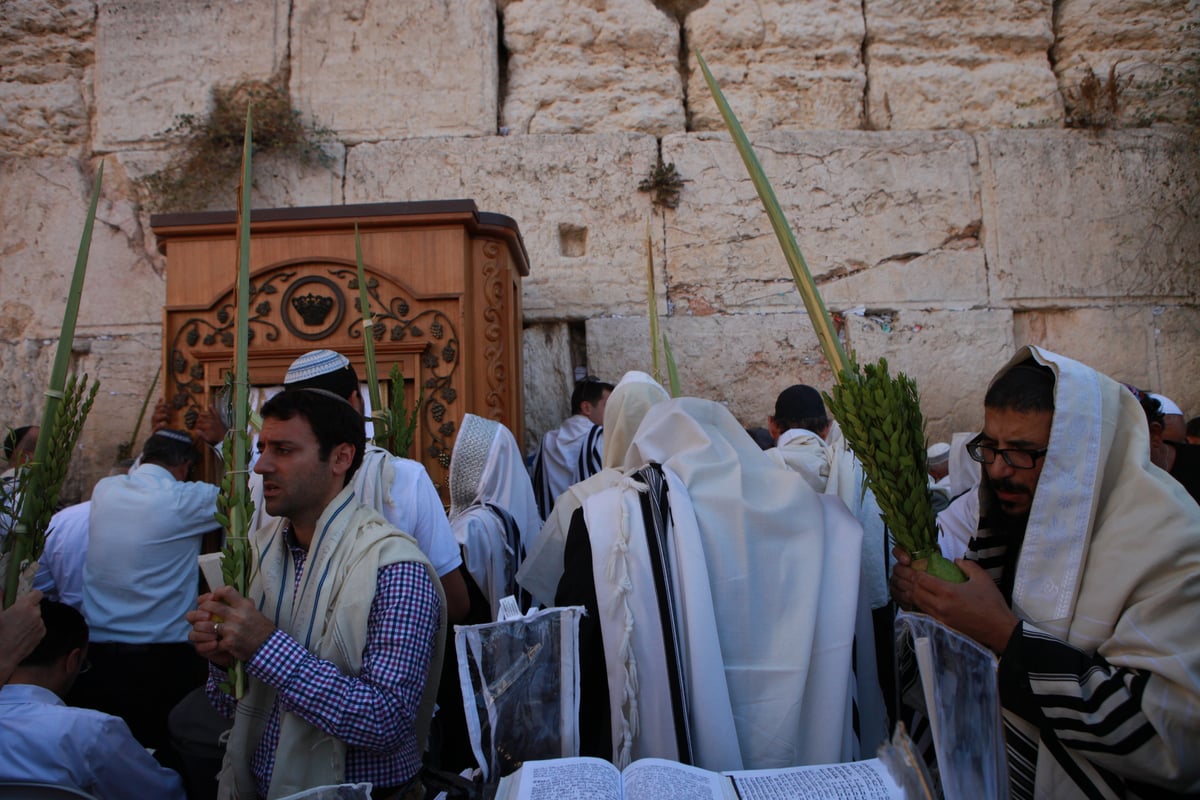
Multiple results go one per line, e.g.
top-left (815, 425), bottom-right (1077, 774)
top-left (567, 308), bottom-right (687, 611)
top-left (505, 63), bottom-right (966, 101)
top-left (516, 372), bottom-right (670, 607)
top-left (604, 371), bottom-right (671, 469)
top-left (449, 414), bottom-right (541, 547)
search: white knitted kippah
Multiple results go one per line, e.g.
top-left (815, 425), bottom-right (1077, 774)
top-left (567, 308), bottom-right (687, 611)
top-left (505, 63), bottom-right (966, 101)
top-left (1149, 392), bottom-right (1182, 416)
top-left (153, 429), bottom-right (193, 445)
top-left (285, 349), bottom-right (350, 385)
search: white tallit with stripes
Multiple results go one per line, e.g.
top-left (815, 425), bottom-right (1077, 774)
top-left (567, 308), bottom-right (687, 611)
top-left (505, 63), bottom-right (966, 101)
top-left (583, 397), bottom-right (863, 772)
top-left (974, 346), bottom-right (1200, 798)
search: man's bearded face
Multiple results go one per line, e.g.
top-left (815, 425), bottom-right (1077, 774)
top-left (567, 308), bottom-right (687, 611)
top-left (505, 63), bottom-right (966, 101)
top-left (979, 406), bottom-right (1053, 519)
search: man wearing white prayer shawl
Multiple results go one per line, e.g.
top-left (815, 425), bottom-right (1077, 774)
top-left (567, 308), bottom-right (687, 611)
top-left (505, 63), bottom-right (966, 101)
top-left (448, 413), bottom-right (542, 620)
top-left (529, 376), bottom-right (613, 519)
top-left (892, 346), bottom-right (1200, 799)
top-left (518, 371), bottom-right (670, 609)
top-left (556, 397), bottom-right (865, 772)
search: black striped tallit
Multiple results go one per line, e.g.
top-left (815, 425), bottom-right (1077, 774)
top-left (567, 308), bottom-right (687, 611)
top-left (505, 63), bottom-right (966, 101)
top-left (576, 423), bottom-right (604, 482)
top-left (633, 463), bottom-right (695, 765)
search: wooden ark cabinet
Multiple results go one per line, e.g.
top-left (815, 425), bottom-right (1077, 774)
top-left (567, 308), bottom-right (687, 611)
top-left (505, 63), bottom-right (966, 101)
top-left (151, 201), bottom-right (529, 499)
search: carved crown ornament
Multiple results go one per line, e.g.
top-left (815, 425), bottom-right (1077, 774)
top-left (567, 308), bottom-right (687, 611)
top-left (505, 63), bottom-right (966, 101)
top-left (167, 260), bottom-right (461, 468)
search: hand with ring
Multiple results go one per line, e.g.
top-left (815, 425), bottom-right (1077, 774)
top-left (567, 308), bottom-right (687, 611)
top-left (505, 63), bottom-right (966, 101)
top-left (186, 592), bottom-right (233, 669)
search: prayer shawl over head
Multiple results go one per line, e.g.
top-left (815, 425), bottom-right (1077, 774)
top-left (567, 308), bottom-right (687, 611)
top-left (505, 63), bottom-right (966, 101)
top-left (449, 413), bottom-right (541, 619)
top-left (218, 486), bottom-right (447, 799)
top-left (979, 346), bottom-right (1200, 798)
top-left (530, 414), bottom-right (603, 519)
top-left (584, 397), bottom-right (863, 772)
top-left (518, 372), bottom-right (669, 608)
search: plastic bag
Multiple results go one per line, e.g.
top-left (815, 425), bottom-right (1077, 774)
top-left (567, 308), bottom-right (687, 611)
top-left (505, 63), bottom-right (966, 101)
top-left (455, 606), bottom-right (584, 785)
top-left (894, 611), bottom-right (1006, 800)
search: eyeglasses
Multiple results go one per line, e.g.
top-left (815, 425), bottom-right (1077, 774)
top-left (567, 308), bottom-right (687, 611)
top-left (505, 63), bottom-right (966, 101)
top-left (79, 657), bottom-right (92, 674)
top-left (965, 434), bottom-right (1048, 470)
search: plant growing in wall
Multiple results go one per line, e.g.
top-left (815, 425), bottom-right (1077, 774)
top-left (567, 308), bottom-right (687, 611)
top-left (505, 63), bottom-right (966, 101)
top-left (141, 75), bottom-right (334, 213)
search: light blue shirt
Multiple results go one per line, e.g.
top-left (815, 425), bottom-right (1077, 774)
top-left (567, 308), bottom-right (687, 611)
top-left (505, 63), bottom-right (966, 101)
top-left (0, 683), bottom-right (185, 799)
top-left (34, 501), bottom-right (91, 612)
top-left (83, 463), bottom-right (220, 643)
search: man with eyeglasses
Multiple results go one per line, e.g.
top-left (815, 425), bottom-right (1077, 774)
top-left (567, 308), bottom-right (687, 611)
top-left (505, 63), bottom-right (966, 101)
top-left (890, 346), bottom-right (1200, 799)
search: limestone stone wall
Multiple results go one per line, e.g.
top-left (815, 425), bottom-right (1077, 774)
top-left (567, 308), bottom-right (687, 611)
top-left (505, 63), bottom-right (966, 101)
top-left (0, 0), bottom-right (1196, 499)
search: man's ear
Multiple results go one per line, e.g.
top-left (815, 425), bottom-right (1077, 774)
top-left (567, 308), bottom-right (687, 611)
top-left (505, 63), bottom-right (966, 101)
top-left (329, 442), bottom-right (356, 477)
top-left (580, 400), bottom-right (594, 418)
top-left (64, 647), bottom-right (85, 677)
top-left (767, 416), bottom-right (781, 441)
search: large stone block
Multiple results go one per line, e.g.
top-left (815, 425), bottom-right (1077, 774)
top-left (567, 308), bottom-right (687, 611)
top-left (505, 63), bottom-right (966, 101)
top-left (686, 0), bottom-right (866, 132)
top-left (500, 0), bottom-right (684, 135)
top-left (660, 130), bottom-right (986, 315)
top-left (94, 0), bottom-right (289, 149)
top-left (864, 0), bottom-right (1061, 130)
top-left (291, 0), bottom-right (497, 142)
top-left (0, 0), bottom-right (94, 157)
top-left (0, 155), bottom-right (162, 500)
top-left (0, 157), bottom-right (163, 339)
top-left (1013, 306), bottom-right (1155, 388)
top-left (843, 308), bottom-right (1015, 439)
top-left (67, 331), bottom-right (166, 502)
top-left (1014, 302), bottom-right (1200, 430)
top-left (978, 129), bottom-right (1200, 302)
top-left (1053, 0), bottom-right (1199, 127)
top-left (1148, 305), bottom-right (1200, 418)
top-left (345, 133), bottom-right (660, 320)
top-left (585, 312), bottom-right (837, 431)
top-left (522, 322), bottom-right (575, 454)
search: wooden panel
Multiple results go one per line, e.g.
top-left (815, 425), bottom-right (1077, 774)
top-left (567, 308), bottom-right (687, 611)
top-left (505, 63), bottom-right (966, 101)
top-left (153, 202), bottom-right (527, 500)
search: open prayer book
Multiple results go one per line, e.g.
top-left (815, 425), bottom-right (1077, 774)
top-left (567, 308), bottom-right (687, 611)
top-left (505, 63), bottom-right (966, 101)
top-left (495, 756), bottom-right (906, 800)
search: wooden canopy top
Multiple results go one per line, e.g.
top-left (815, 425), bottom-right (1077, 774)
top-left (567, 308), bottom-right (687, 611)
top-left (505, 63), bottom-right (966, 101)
top-left (150, 199), bottom-right (530, 276)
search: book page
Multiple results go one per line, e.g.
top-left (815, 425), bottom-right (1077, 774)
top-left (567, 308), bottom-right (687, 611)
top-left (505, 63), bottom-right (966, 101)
top-left (727, 758), bottom-right (904, 800)
top-left (622, 757), bottom-right (730, 800)
top-left (508, 757), bottom-right (622, 800)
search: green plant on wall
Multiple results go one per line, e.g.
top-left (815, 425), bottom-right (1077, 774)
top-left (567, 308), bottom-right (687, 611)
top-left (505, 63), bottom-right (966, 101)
top-left (141, 74), bottom-right (334, 212)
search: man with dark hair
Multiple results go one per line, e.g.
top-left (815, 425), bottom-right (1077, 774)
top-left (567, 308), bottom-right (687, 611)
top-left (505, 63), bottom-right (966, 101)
top-left (3, 424), bottom-right (38, 468)
top-left (188, 388), bottom-right (445, 798)
top-left (0, 599), bottom-right (186, 797)
top-left (530, 375), bottom-right (614, 518)
top-left (892, 347), bottom-right (1200, 798)
top-left (765, 384), bottom-right (833, 492)
top-left (195, 349), bottom-right (468, 624)
top-left (69, 429), bottom-right (220, 752)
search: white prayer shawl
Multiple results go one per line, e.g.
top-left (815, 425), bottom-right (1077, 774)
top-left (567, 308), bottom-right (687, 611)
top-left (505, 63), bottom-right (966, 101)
top-left (587, 398), bottom-right (862, 772)
top-left (517, 372), bottom-right (669, 608)
top-left (824, 422), bottom-right (890, 612)
top-left (531, 414), bottom-right (602, 517)
top-left (218, 486), bottom-right (446, 799)
top-left (765, 428), bottom-right (830, 493)
top-left (448, 414), bottom-right (541, 619)
top-left (993, 346), bottom-right (1200, 796)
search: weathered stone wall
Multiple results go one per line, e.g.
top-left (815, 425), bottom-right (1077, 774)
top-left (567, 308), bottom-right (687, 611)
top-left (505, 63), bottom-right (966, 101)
top-left (0, 0), bottom-right (1196, 499)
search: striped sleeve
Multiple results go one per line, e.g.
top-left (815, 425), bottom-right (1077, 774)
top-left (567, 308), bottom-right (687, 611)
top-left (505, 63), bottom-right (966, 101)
top-left (1000, 622), bottom-right (1156, 757)
top-left (995, 621), bottom-right (1193, 796)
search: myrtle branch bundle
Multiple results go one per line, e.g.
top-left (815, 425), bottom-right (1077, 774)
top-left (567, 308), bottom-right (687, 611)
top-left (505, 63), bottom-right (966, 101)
top-left (696, 50), bottom-right (964, 582)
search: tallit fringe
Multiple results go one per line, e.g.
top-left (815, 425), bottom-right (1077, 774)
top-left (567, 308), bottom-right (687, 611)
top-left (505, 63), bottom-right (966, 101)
top-left (607, 478), bottom-right (650, 770)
